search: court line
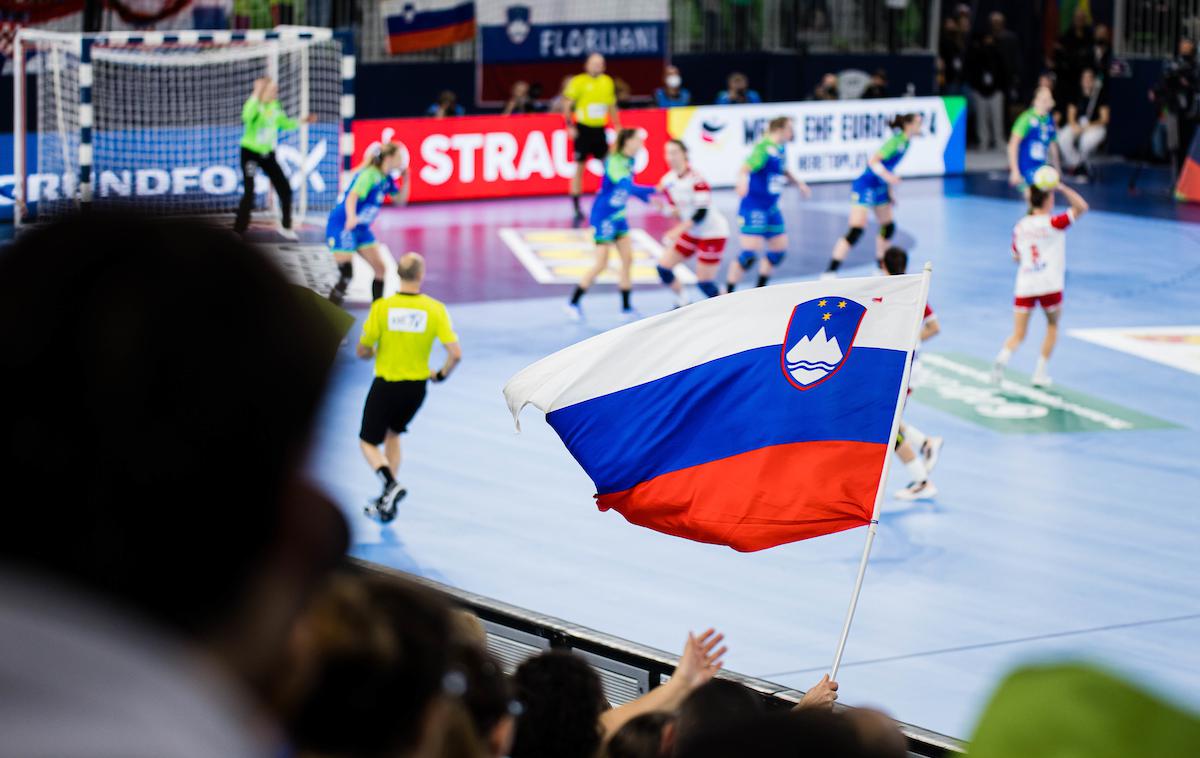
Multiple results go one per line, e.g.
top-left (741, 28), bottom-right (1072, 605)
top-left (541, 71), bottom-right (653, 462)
top-left (758, 612), bottom-right (1200, 678)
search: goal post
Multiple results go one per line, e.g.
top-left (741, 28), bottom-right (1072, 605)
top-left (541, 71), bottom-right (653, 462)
top-left (12, 26), bottom-right (356, 227)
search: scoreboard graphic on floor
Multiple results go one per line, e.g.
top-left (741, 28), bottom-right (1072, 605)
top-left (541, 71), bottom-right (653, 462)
top-left (498, 227), bottom-right (696, 286)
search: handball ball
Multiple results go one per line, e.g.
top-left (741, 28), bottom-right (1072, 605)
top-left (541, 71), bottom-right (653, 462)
top-left (1033, 165), bottom-right (1060, 191)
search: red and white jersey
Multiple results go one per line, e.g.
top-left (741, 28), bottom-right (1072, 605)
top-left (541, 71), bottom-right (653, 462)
top-left (1012, 210), bottom-right (1073, 297)
top-left (660, 167), bottom-right (729, 240)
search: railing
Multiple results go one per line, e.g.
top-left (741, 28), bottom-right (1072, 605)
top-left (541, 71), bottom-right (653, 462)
top-left (352, 558), bottom-right (967, 758)
top-left (1115, 0), bottom-right (1200, 59)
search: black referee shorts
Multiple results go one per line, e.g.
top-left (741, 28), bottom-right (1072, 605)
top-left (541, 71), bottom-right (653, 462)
top-left (360, 378), bottom-right (427, 445)
top-left (573, 124), bottom-right (609, 162)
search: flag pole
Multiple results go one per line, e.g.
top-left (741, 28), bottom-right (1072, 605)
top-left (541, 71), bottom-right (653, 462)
top-left (829, 262), bottom-right (933, 680)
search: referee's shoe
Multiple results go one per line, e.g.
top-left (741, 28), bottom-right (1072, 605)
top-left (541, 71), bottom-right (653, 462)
top-left (368, 481), bottom-right (407, 523)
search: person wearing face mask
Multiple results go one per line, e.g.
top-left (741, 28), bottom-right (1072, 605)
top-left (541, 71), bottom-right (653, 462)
top-left (654, 65), bottom-right (691, 107)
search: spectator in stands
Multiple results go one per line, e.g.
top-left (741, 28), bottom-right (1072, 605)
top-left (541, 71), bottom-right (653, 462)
top-left (1150, 37), bottom-right (1200, 170)
top-left (1092, 23), bottom-right (1114, 77)
top-left (1056, 7), bottom-right (1095, 106)
top-left (716, 72), bottom-right (761, 104)
top-left (955, 3), bottom-right (973, 36)
top-left (602, 712), bottom-right (675, 758)
top-left (548, 74), bottom-right (574, 114)
top-left (442, 644), bottom-right (518, 758)
top-left (1059, 68), bottom-right (1109, 180)
top-left (0, 212), bottom-right (348, 757)
top-left (939, 17), bottom-right (968, 95)
top-left (967, 30), bottom-right (1008, 149)
top-left (655, 65), bottom-right (691, 107)
top-left (428, 90), bottom-right (465, 118)
top-left (990, 12), bottom-right (1022, 119)
top-left (862, 69), bottom-right (889, 99)
top-left (511, 629), bottom-right (726, 758)
top-left (503, 80), bottom-right (540, 115)
top-left (812, 72), bottom-right (840, 100)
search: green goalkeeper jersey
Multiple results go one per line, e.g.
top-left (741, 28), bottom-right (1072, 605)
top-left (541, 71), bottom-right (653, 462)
top-left (240, 96), bottom-right (298, 155)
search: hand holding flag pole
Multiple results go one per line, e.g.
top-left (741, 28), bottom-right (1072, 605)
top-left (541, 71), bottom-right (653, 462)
top-left (829, 261), bottom-right (933, 681)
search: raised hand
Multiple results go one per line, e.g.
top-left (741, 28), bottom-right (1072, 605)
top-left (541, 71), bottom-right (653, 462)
top-left (674, 628), bottom-right (727, 690)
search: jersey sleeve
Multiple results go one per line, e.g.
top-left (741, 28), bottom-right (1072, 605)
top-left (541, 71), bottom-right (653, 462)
top-left (435, 303), bottom-right (459, 344)
top-left (691, 179), bottom-right (712, 207)
top-left (744, 141), bottom-right (770, 172)
top-left (276, 110), bottom-right (298, 132)
top-left (1011, 113), bottom-right (1033, 139)
top-left (350, 170), bottom-right (377, 199)
top-left (876, 134), bottom-right (904, 160)
top-left (241, 96), bottom-right (261, 124)
top-left (1050, 212), bottom-right (1073, 230)
top-left (360, 301), bottom-right (382, 346)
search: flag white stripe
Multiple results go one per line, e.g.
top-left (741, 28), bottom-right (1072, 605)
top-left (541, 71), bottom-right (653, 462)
top-left (504, 274), bottom-right (924, 425)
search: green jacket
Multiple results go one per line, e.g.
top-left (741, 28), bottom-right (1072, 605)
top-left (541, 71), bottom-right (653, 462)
top-left (240, 97), bottom-right (298, 155)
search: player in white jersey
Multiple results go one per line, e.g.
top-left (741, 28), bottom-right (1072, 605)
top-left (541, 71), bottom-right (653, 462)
top-left (655, 139), bottom-right (729, 305)
top-left (992, 182), bottom-right (1089, 386)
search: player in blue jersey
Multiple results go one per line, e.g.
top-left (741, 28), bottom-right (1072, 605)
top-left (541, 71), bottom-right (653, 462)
top-left (824, 113), bottom-right (923, 277)
top-left (566, 128), bottom-right (656, 321)
top-left (327, 142), bottom-right (410, 304)
top-left (725, 116), bottom-right (811, 293)
top-left (1007, 86), bottom-right (1060, 192)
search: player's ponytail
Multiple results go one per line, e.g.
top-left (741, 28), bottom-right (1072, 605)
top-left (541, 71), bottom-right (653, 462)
top-left (889, 113), bottom-right (919, 131)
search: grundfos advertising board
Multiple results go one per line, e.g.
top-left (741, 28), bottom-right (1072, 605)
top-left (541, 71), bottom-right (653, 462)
top-left (351, 96), bottom-right (964, 203)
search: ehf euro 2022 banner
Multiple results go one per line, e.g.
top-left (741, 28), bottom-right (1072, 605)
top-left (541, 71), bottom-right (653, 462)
top-left (351, 96), bottom-right (965, 204)
top-left (670, 96), bottom-right (967, 187)
top-left (476, 1), bottom-right (669, 106)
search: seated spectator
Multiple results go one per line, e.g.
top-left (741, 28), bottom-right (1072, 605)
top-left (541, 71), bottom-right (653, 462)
top-left (602, 712), bottom-right (675, 758)
top-left (654, 65), bottom-right (691, 107)
top-left (0, 211), bottom-right (348, 757)
top-left (1059, 67), bottom-right (1109, 179)
top-left (511, 629), bottom-right (726, 758)
top-left (428, 90), bottom-right (465, 118)
top-left (812, 72), bottom-right (840, 100)
top-left (502, 80), bottom-right (541, 115)
top-left (443, 644), bottom-right (518, 758)
top-left (863, 69), bottom-right (889, 99)
top-left (716, 72), bottom-right (761, 104)
top-left (280, 571), bottom-right (454, 758)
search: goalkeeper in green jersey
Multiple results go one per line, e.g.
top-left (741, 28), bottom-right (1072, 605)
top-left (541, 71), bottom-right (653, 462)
top-left (233, 77), bottom-right (316, 239)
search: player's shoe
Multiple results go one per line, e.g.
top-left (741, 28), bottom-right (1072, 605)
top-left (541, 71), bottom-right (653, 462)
top-left (276, 224), bottom-right (299, 241)
top-left (378, 486), bottom-right (407, 524)
top-left (819, 270), bottom-right (838, 281)
top-left (920, 436), bottom-right (944, 474)
top-left (1031, 372), bottom-right (1053, 387)
top-left (563, 302), bottom-right (583, 322)
top-left (673, 291), bottom-right (691, 309)
top-left (329, 283), bottom-right (347, 306)
top-left (572, 210), bottom-right (586, 228)
top-left (990, 362), bottom-right (1005, 385)
top-left (365, 480), bottom-right (403, 519)
top-left (894, 480), bottom-right (938, 501)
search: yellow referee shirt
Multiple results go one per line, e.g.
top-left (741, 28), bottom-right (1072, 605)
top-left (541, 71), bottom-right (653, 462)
top-left (565, 73), bottom-right (616, 128)
top-left (360, 292), bottom-right (458, 381)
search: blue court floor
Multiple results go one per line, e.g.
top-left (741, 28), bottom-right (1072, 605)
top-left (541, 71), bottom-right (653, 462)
top-left (305, 174), bottom-right (1200, 739)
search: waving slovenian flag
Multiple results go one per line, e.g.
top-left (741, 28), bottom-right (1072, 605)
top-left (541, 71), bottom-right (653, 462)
top-left (503, 274), bottom-right (929, 552)
top-left (382, 0), bottom-right (475, 55)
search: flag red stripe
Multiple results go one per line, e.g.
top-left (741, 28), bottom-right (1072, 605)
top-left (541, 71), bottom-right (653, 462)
top-left (387, 20), bottom-right (475, 54)
top-left (596, 440), bottom-right (883, 552)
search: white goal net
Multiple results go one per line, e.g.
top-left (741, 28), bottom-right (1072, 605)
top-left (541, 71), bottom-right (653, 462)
top-left (13, 28), bottom-right (350, 226)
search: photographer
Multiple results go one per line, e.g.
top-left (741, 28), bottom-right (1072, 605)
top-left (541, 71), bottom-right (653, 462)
top-left (1150, 38), bottom-right (1200, 172)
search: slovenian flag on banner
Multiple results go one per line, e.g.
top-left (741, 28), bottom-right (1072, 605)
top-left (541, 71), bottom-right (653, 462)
top-left (382, 0), bottom-right (475, 55)
top-left (503, 274), bottom-right (929, 552)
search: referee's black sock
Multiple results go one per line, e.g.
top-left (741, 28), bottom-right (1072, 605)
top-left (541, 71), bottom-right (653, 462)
top-left (570, 285), bottom-right (586, 305)
top-left (827, 259), bottom-right (842, 272)
top-left (756, 274), bottom-right (770, 288)
top-left (371, 278), bottom-right (384, 301)
top-left (376, 466), bottom-right (395, 486)
top-left (620, 288), bottom-right (632, 310)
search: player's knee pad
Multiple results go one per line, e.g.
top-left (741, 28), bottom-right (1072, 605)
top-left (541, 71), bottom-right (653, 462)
top-left (656, 265), bottom-right (675, 285)
top-left (879, 222), bottom-right (896, 240)
top-left (737, 250), bottom-right (758, 268)
top-left (766, 251), bottom-right (785, 266)
top-left (697, 281), bottom-right (719, 298)
top-left (844, 227), bottom-right (864, 245)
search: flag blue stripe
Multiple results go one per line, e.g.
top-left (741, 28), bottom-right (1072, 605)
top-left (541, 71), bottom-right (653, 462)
top-left (386, 3), bottom-right (474, 34)
top-left (546, 345), bottom-right (906, 495)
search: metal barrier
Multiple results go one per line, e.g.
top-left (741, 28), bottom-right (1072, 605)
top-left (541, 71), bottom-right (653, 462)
top-left (353, 558), bottom-right (967, 757)
top-left (1115, 0), bottom-right (1200, 59)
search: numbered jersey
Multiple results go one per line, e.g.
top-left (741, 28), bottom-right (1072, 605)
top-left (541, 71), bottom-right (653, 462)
top-left (1012, 109), bottom-right (1057, 177)
top-left (1012, 211), bottom-right (1073, 297)
top-left (744, 137), bottom-right (788, 207)
top-left (660, 167), bottom-right (729, 239)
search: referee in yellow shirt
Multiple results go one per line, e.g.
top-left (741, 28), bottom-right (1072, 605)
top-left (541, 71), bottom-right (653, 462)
top-left (356, 252), bottom-right (461, 521)
top-left (561, 52), bottom-right (622, 226)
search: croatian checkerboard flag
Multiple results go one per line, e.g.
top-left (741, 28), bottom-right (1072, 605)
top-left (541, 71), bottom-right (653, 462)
top-left (503, 274), bottom-right (929, 552)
